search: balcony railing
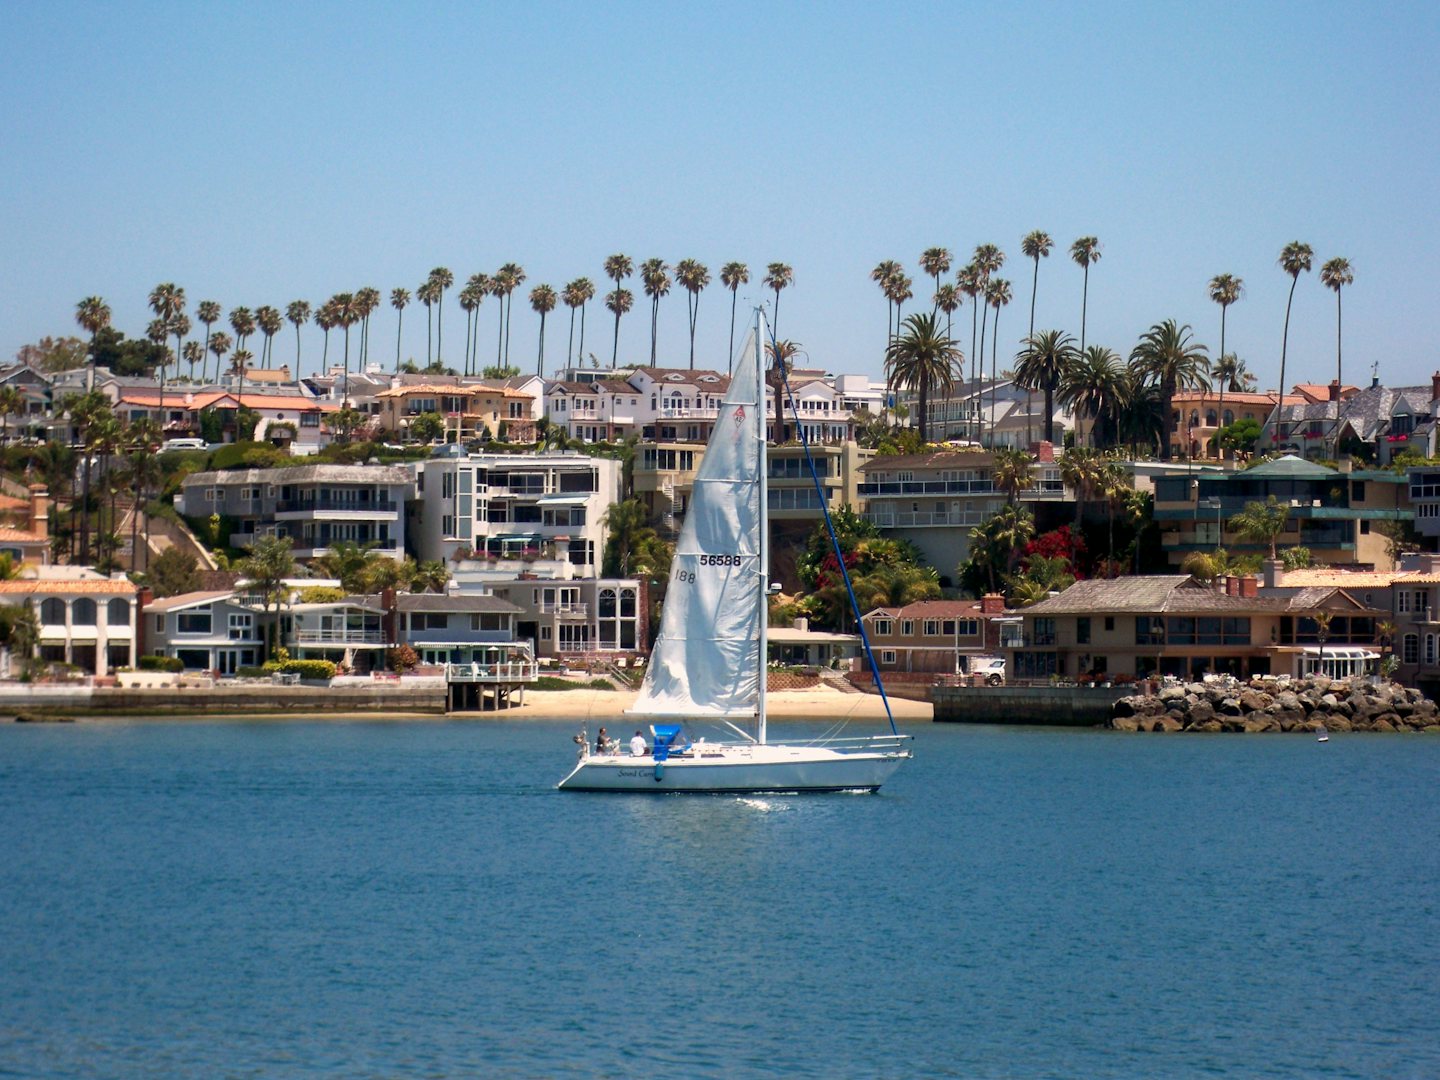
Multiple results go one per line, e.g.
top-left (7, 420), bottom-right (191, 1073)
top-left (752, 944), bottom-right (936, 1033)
top-left (295, 629), bottom-right (386, 644)
top-left (540, 602), bottom-right (588, 615)
top-left (446, 661), bottom-right (539, 683)
top-left (864, 510), bottom-right (992, 528)
top-left (277, 497), bottom-right (398, 513)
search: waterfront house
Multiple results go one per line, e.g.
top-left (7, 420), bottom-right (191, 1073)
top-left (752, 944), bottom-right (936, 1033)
top-left (117, 389), bottom-right (336, 452)
top-left (1152, 455), bottom-right (1411, 570)
top-left (145, 590), bottom-right (264, 674)
top-left (177, 464), bottom-right (413, 561)
top-left (0, 571), bottom-right (139, 677)
top-left (1264, 376), bottom-right (1439, 464)
top-left (857, 450), bottom-right (1067, 584)
top-left (858, 595), bottom-right (1010, 680)
top-left (1005, 574), bottom-right (1381, 682)
top-left (374, 382), bottom-right (537, 443)
top-left (0, 487), bottom-right (52, 567)
top-left (411, 448), bottom-right (618, 571)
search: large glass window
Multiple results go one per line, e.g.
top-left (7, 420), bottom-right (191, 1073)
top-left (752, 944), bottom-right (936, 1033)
top-left (40, 598), bottom-right (65, 624)
top-left (72, 598), bottom-right (97, 624)
top-left (107, 599), bottom-right (130, 626)
top-left (177, 612), bottom-right (212, 634)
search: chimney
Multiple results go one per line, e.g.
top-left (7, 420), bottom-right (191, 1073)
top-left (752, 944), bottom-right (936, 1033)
top-left (1432, 371), bottom-right (1440, 402)
top-left (1238, 576), bottom-right (1258, 599)
top-left (793, 616), bottom-right (808, 633)
top-left (981, 593), bottom-right (1005, 614)
top-left (27, 485), bottom-right (49, 540)
top-left (136, 586), bottom-right (152, 655)
top-left (1225, 575), bottom-right (1239, 596)
top-left (1330, 379), bottom-right (1342, 403)
top-left (1372, 371), bottom-right (1380, 389)
top-left (1030, 441), bottom-right (1054, 463)
top-left (1262, 559), bottom-right (1283, 589)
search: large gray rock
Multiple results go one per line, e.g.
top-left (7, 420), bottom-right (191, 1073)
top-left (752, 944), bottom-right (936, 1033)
top-left (1187, 702), bottom-right (1216, 726)
top-left (1240, 689), bottom-right (1273, 712)
top-left (1218, 696), bottom-right (1243, 716)
top-left (1158, 685), bottom-right (1187, 703)
top-left (1244, 714), bottom-right (1279, 733)
top-left (1112, 715), bottom-right (1140, 732)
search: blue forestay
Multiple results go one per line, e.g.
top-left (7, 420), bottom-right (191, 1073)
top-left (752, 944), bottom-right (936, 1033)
top-left (772, 338), bottom-right (899, 737)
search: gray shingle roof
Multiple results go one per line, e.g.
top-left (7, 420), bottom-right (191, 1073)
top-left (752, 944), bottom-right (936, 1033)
top-left (184, 464), bottom-right (413, 486)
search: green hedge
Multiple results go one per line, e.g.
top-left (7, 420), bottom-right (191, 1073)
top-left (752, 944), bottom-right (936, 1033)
top-left (138, 655), bottom-right (184, 672)
top-left (235, 665), bottom-right (268, 679)
top-left (280, 659), bottom-right (336, 680)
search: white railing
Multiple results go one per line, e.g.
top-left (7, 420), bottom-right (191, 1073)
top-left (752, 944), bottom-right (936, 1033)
top-left (295, 629), bottom-right (386, 644)
top-left (446, 661), bottom-right (539, 683)
top-left (864, 510), bottom-right (991, 528)
top-left (540, 602), bottom-right (588, 615)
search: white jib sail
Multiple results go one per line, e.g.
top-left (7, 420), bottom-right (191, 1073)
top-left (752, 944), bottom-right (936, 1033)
top-left (630, 329), bottom-right (763, 721)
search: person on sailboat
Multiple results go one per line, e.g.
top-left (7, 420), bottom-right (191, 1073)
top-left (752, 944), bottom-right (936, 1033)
top-left (596, 727), bottom-right (612, 755)
top-left (630, 730), bottom-right (647, 757)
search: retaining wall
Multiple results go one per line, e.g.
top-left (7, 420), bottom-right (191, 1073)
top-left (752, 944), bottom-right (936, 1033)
top-left (1, 684), bottom-right (447, 717)
top-left (931, 684), bottom-right (1131, 726)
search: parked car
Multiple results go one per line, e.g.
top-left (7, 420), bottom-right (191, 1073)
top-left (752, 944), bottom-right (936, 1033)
top-left (161, 437), bottom-right (207, 452)
top-left (969, 656), bottom-right (1006, 686)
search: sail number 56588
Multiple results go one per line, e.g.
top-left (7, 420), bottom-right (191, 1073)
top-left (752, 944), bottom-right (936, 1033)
top-left (699, 554), bottom-right (743, 567)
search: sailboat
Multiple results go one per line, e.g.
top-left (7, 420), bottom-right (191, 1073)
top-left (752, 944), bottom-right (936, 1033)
top-left (557, 314), bottom-right (912, 793)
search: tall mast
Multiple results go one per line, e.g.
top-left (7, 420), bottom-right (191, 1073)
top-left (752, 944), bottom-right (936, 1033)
top-left (755, 307), bottom-right (769, 746)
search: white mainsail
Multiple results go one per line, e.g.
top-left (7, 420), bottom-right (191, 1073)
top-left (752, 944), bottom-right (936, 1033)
top-left (630, 328), bottom-right (764, 721)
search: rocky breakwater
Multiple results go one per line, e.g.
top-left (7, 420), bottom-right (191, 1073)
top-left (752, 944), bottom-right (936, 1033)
top-left (1111, 677), bottom-right (1439, 733)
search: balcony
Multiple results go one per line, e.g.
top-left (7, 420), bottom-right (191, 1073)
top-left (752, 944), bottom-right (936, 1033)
top-left (859, 480), bottom-right (996, 496)
top-left (295, 628), bottom-right (387, 645)
top-left (864, 510), bottom-right (992, 528)
top-left (277, 496), bottom-right (398, 514)
top-left (447, 661), bottom-right (539, 683)
top-left (540, 602), bottom-right (588, 616)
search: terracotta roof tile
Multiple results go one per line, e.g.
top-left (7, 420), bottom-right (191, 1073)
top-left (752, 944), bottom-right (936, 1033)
top-left (0, 579), bottom-right (137, 595)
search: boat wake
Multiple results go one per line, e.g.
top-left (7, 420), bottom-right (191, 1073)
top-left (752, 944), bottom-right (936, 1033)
top-left (736, 797), bottom-right (792, 812)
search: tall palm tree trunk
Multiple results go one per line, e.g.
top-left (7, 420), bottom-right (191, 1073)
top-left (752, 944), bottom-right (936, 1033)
top-left (969, 301), bottom-right (979, 440)
top-left (537, 311), bottom-right (547, 377)
top-left (976, 302), bottom-right (990, 444)
top-left (579, 302), bottom-right (588, 364)
top-left (612, 312), bottom-right (621, 366)
top-left (1026, 257), bottom-right (1039, 448)
top-left (1080, 266), bottom-right (1090, 353)
top-left (567, 308), bottom-right (576, 367)
top-left (727, 292), bottom-right (737, 375)
top-left (1272, 276), bottom-right (1299, 449)
top-left (990, 308), bottom-right (1001, 448)
top-left (394, 308), bottom-right (403, 373)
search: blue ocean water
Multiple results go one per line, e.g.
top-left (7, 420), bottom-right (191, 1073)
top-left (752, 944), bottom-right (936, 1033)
top-left (1, 718), bottom-right (1437, 1079)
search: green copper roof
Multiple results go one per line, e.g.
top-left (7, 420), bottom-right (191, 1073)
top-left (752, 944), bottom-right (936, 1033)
top-left (1241, 454), bottom-right (1339, 479)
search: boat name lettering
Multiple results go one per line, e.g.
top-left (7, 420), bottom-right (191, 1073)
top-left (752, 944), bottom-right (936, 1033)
top-left (699, 554), bottom-right (743, 567)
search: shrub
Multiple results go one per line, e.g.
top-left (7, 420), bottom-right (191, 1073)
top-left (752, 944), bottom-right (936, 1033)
top-left (389, 644), bottom-right (419, 672)
top-left (138, 655), bottom-right (184, 672)
top-left (209, 441), bottom-right (286, 471)
top-left (235, 665), bottom-right (269, 679)
top-left (280, 659), bottom-right (336, 680)
top-left (297, 586), bottom-right (345, 604)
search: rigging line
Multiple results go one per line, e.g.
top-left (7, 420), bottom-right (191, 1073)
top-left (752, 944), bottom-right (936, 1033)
top-left (770, 329), bottom-right (899, 738)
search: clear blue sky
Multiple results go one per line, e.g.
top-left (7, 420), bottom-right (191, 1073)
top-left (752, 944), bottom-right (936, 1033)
top-left (3, 1), bottom-right (1438, 390)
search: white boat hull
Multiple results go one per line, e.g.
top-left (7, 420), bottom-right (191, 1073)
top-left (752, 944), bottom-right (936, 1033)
top-left (557, 742), bottom-right (910, 793)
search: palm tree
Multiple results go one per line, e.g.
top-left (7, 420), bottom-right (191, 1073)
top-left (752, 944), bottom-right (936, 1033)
top-left (766, 339), bottom-right (804, 444)
top-left (1021, 231), bottom-right (1053, 445)
top-left (1059, 447), bottom-right (1107, 527)
top-left (971, 245), bottom-right (1004, 426)
top-left (458, 283), bottom-right (481, 376)
top-left (1207, 273), bottom-right (1244, 377)
top-left (1013, 330), bottom-right (1078, 445)
top-left (228, 306), bottom-right (256, 357)
top-left (1211, 352), bottom-right (1242, 454)
top-left (182, 340), bottom-right (205, 380)
top-left (1098, 459), bottom-right (1129, 573)
top-left (640, 258), bottom-right (671, 364)
top-left (314, 302), bottom-right (335, 371)
top-left (495, 263), bottom-right (525, 365)
top-left (573, 276), bottom-right (596, 365)
top-left (1130, 319), bottom-right (1211, 461)
top-left (884, 313), bottom-right (960, 444)
top-left (125, 417), bottom-right (162, 571)
top-left (674, 259), bottom-right (710, 369)
top-left (720, 261), bottom-right (749, 373)
top-left (416, 279), bottom-right (437, 365)
top-left (919, 247), bottom-right (952, 314)
top-left (1230, 495), bottom-right (1290, 559)
top-left (562, 279), bottom-right (585, 369)
top-left (150, 284), bottom-right (185, 415)
top-left (603, 254), bottom-right (634, 364)
top-left (991, 447), bottom-right (1034, 506)
top-left (1070, 237), bottom-right (1102, 352)
top-left (1272, 241), bottom-right (1314, 447)
top-left (286, 300), bottom-right (311, 376)
top-left (354, 287), bottom-right (381, 368)
top-left (529, 284), bottom-right (558, 376)
top-left (63, 390), bottom-right (111, 562)
top-left (1320, 257), bottom-right (1354, 446)
top-left (332, 292), bottom-right (360, 406)
top-left (986, 279), bottom-right (1012, 447)
top-left (194, 300), bottom-right (220, 382)
top-left (428, 267), bottom-right (455, 362)
top-left (956, 264), bottom-right (981, 432)
top-left (871, 260), bottom-right (902, 345)
top-left (764, 262), bottom-right (793, 339)
top-left (934, 284), bottom-right (960, 342)
top-left (1059, 345), bottom-right (1126, 449)
top-left (238, 534), bottom-right (295, 661)
top-left (254, 305), bottom-right (282, 368)
top-left (606, 287), bottom-right (634, 366)
top-left (208, 331), bottom-right (232, 388)
top-left (390, 287), bottom-right (410, 373)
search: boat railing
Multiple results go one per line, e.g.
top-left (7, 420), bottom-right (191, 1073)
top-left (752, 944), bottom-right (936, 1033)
top-left (808, 733), bottom-right (913, 750)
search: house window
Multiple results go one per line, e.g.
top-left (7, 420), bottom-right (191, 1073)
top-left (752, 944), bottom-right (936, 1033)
top-left (955, 619), bottom-right (978, 637)
top-left (40, 598), bottom-right (65, 624)
top-left (1077, 617), bottom-right (1091, 645)
top-left (1104, 616), bottom-right (1115, 632)
top-left (1418, 591), bottom-right (1431, 612)
top-left (880, 650), bottom-right (897, 665)
top-left (107, 599), bottom-right (130, 625)
top-left (923, 620), bottom-right (942, 636)
top-left (71, 598), bottom-right (97, 624)
top-left (1033, 618), bottom-right (1056, 646)
top-left (409, 613), bottom-right (448, 631)
top-left (873, 618), bottom-right (893, 636)
top-left (1404, 634), bottom-right (1420, 664)
top-left (1427, 635), bottom-right (1437, 666)
top-left (177, 612), bottom-right (212, 634)
top-left (1399, 591), bottom-right (1412, 614)
top-left (301, 413), bottom-right (320, 427)
top-left (154, 614), bottom-right (165, 634)
top-left (228, 613), bottom-right (253, 640)
top-left (900, 620), bottom-right (914, 636)
top-left (540, 626), bottom-right (552, 640)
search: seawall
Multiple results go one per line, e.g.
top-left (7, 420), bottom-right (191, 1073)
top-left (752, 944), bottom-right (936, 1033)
top-left (1, 685), bottom-right (448, 718)
top-left (931, 685), bottom-right (1130, 726)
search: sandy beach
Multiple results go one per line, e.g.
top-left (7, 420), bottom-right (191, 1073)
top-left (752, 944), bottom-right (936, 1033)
top-left (510, 684), bottom-right (932, 723)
